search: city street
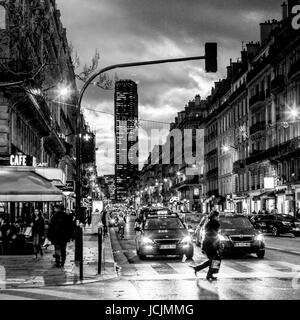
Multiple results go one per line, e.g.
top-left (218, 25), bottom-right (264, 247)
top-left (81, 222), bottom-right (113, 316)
top-left (1, 216), bottom-right (300, 300)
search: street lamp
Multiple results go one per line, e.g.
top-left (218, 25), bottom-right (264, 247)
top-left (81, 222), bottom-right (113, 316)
top-left (75, 43), bottom-right (218, 280)
top-left (222, 144), bottom-right (237, 153)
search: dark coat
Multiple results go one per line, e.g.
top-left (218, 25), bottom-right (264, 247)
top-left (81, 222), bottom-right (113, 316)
top-left (32, 216), bottom-right (45, 237)
top-left (48, 212), bottom-right (73, 244)
top-left (202, 218), bottom-right (221, 259)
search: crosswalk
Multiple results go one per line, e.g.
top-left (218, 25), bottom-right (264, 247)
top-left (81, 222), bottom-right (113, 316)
top-left (118, 259), bottom-right (300, 280)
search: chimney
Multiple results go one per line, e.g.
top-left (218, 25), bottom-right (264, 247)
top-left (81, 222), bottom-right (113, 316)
top-left (260, 20), bottom-right (281, 46)
top-left (195, 95), bottom-right (201, 106)
top-left (241, 50), bottom-right (247, 64)
top-left (282, 2), bottom-right (288, 20)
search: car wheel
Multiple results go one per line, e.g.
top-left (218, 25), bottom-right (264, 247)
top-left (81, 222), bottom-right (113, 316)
top-left (294, 232), bottom-right (300, 237)
top-left (272, 227), bottom-right (279, 237)
top-left (139, 254), bottom-right (146, 260)
top-left (257, 250), bottom-right (265, 259)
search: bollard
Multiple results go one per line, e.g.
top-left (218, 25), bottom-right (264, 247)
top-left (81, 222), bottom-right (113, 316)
top-left (98, 227), bottom-right (103, 274)
top-left (79, 226), bottom-right (83, 280)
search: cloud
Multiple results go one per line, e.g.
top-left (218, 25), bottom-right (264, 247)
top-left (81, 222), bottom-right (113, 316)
top-left (57, 0), bottom-right (282, 175)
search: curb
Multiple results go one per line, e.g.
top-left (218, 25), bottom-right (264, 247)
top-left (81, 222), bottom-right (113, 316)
top-left (0, 231), bottom-right (118, 289)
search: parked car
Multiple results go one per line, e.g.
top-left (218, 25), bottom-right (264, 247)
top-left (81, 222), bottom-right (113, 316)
top-left (196, 213), bottom-right (266, 258)
top-left (135, 213), bottom-right (194, 259)
top-left (251, 214), bottom-right (300, 237)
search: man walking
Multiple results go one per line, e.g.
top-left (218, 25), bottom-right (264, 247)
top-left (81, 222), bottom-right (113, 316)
top-left (190, 211), bottom-right (222, 281)
top-left (48, 204), bottom-right (73, 267)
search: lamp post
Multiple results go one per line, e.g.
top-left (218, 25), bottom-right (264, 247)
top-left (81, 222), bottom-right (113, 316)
top-left (75, 44), bottom-right (217, 280)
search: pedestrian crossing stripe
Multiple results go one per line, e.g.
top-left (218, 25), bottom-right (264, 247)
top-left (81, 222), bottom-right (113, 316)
top-left (120, 260), bottom-right (300, 280)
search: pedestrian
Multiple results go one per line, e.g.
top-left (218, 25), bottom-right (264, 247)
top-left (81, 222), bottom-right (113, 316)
top-left (47, 204), bottom-right (73, 267)
top-left (0, 219), bottom-right (12, 254)
top-left (101, 209), bottom-right (108, 236)
top-left (32, 209), bottom-right (45, 259)
top-left (190, 210), bottom-right (222, 281)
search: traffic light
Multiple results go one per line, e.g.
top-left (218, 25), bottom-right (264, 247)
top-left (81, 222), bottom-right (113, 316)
top-left (205, 43), bottom-right (217, 73)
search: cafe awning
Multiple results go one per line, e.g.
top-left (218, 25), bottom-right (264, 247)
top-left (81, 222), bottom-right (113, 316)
top-left (0, 169), bottom-right (63, 202)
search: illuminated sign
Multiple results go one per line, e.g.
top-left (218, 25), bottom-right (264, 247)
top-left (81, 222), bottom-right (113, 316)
top-left (10, 154), bottom-right (36, 167)
top-left (264, 177), bottom-right (275, 190)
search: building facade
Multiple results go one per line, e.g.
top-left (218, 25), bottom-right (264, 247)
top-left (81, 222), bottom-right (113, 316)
top-left (114, 79), bottom-right (139, 201)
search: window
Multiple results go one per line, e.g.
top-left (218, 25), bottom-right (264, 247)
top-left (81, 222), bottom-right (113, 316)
top-left (0, 5), bottom-right (6, 29)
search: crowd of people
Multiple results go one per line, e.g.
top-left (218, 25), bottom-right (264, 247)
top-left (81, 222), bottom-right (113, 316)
top-left (0, 204), bottom-right (77, 266)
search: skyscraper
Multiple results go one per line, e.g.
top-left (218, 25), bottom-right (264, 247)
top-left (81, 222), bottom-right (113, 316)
top-left (114, 80), bottom-right (138, 201)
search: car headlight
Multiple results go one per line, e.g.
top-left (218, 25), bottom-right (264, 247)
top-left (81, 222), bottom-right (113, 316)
top-left (255, 234), bottom-right (264, 241)
top-left (141, 237), bottom-right (154, 245)
top-left (218, 234), bottom-right (227, 241)
top-left (181, 236), bottom-right (192, 244)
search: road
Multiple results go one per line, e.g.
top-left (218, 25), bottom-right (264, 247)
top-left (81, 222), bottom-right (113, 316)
top-left (0, 216), bottom-right (300, 300)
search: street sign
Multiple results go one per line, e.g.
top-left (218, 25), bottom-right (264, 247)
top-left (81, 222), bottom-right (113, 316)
top-left (61, 180), bottom-right (75, 192)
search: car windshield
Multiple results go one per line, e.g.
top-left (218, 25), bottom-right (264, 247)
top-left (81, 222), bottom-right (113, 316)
top-left (220, 217), bottom-right (254, 229)
top-left (144, 218), bottom-right (185, 230)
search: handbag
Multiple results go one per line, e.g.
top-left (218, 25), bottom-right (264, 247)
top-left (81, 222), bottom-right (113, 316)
top-left (42, 238), bottom-right (51, 248)
top-left (209, 255), bottom-right (222, 274)
top-left (24, 227), bottom-right (32, 237)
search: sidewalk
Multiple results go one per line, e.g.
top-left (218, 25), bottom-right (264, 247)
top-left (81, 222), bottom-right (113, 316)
top-left (0, 227), bottom-right (117, 289)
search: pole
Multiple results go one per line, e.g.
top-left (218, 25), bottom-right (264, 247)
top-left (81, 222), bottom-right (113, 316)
top-left (98, 227), bottom-right (103, 274)
top-left (75, 52), bottom-right (209, 280)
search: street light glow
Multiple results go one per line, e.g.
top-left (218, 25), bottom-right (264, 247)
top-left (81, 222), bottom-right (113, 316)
top-left (286, 103), bottom-right (300, 121)
top-left (57, 84), bottom-right (71, 98)
top-left (222, 145), bottom-right (230, 153)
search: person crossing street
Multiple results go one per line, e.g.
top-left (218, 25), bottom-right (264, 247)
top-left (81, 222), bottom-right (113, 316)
top-left (190, 211), bottom-right (222, 281)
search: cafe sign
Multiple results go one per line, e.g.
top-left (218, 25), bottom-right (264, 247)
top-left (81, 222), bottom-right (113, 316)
top-left (10, 154), bottom-right (37, 167)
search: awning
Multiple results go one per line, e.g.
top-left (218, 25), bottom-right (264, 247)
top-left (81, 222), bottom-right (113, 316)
top-left (0, 169), bottom-right (63, 202)
top-left (253, 191), bottom-right (276, 201)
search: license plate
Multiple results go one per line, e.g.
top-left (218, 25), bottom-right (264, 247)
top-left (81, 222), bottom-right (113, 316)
top-left (160, 245), bottom-right (176, 249)
top-left (234, 242), bottom-right (251, 247)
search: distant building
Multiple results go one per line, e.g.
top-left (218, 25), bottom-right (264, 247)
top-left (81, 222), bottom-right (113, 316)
top-left (114, 80), bottom-right (138, 201)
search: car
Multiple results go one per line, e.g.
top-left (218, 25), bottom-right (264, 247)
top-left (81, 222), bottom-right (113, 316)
top-left (135, 213), bottom-right (194, 260)
top-left (251, 214), bottom-right (300, 237)
top-left (139, 207), bottom-right (175, 221)
top-left (197, 214), bottom-right (266, 258)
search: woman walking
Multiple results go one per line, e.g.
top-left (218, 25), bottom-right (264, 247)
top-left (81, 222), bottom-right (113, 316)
top-left (190, 211), bottom-right (221, 281)
top-left (32, 209), bottom-right (45, 259)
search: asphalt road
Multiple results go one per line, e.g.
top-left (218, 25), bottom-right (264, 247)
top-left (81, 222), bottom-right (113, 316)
top-left (0, 216), bottom-right (299, 300)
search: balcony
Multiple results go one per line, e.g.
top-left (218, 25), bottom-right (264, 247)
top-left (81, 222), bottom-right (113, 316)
top-left (249, 92), bottom-right (265, 108)
top-left (229, 83), bottom-right (246, 103)
top-left (172, 175), bottom-right (201, 190)
top-left (247, 57), bottom-right (270, 83)
top-left (249, 121), bottom-right (266, 135)
top-left (271, 75), bottom-right (285, 94)
top-left (206, 167), bottom-right (218, 177)
top-left (205, 148), bottom-right (217, 158)
top-left (288, 59), bottom-right (300, 80)
top-left (246, 150), bottom-right (268, 166)
top-left (233, 160), bottom-right (245, 174)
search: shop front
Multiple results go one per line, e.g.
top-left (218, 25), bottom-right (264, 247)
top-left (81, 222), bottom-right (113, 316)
top-left (0, 166), bottom-right (64, 255)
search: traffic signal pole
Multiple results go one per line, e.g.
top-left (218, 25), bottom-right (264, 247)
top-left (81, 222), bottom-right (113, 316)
top-left (75, 43), bottom-right (217, 280)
